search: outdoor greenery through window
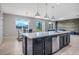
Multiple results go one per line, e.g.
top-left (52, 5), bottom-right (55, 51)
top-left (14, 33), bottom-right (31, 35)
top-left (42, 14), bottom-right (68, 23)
top-left (36, 20), bottom-right (42, 32)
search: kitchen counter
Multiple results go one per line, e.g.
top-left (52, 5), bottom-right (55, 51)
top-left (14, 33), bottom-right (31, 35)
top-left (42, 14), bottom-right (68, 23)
top-left (22, 31), bottom-right (70, 55)
top-left (22, 31), bottom-right (70, 39)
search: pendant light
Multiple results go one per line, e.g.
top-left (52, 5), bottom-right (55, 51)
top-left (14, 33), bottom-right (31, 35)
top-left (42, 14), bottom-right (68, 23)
top-left (35, 3), bottom-right (40, 17)
top-left (51, 16), bottom-right (55, 20)
top-left (51, 6), bottom-right (55, 20)
top-left (44, 3), bottom-right (49, 19)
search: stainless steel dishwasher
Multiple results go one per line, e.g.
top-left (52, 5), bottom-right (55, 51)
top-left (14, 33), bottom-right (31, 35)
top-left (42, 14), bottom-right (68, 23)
top-left (52, 36), bottom-right (59, 53)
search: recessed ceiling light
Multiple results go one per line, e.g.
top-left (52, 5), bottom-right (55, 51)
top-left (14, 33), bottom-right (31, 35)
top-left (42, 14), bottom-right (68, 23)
top-left (52, 6), bottom-right (55, 8)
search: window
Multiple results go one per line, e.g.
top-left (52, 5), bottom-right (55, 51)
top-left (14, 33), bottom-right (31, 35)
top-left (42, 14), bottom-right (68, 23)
top-left (36, 20), bottom-right (42, 32)
top-left (16, 18), bottom-right (29, 29)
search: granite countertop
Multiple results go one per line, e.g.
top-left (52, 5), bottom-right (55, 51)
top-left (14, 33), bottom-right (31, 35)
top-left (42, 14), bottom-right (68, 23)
top-left (22, 31), bottom-right (70, 39)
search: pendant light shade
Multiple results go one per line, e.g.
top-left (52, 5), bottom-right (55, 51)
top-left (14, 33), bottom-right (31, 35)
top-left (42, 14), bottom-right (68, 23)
top-left (44, 3), bottom-right (49, 19)
top-left (51, 6), bottom-right (55, 20)
top-left (35, 11), bottom-right (40, 16)
top-left (51, 16), bottom-right (55, 19)
top-left (44, 13), bottom-right (49, 19)
top-left (35, 3), bottom-right (40, 17)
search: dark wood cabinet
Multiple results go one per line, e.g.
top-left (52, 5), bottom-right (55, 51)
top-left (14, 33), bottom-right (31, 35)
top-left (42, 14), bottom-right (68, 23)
top-left (63, 35), bottom-right (67, 46)
top-left (59, 35), bottom-right (64, 49)
top-left (66, 34), bottom-right (70, 45)
top-left (33, 38), bottom-right (44, 55)
top-left (64, 33), bottom-right (70, 46)
top-left (22, 37), bottom-right (27, 55)
top-left (59, 33), bottom-right (70, 49)
top-left (44, 37), bottom-right (52, 55)
top-left (33, 37), bottom-right (52, 55)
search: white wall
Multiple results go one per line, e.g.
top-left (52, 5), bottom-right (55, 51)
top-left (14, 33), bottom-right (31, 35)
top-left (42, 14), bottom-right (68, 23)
top-left (0, 4), bottom-right (3, 44)
top-left (3, 14), bottom-right (17, 39)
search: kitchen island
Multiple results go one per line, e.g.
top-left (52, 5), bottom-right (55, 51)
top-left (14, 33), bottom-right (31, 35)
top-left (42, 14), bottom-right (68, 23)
top-left (22, 31), bottom-right (70, 55)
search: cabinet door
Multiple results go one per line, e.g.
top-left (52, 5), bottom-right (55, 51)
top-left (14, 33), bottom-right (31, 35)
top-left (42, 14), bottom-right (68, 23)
top-left (22, 37), bottom-right (27, 55)
top-left (68, 34), bottom-right (70, 44)
top-left (59, 35), bottom-right (64, 49)
top-left (33, 38), bottom-right (44, 55)
top-left (66, 34), bottom-right (70, 45)
top-left (45, 37), bottom-right (52, 55)
top-left (64, 34), bottom-right (67, 46)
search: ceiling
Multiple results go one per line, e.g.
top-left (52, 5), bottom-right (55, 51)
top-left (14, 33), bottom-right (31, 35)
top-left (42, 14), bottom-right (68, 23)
top-left (1, 3), bottom-right (79, 20)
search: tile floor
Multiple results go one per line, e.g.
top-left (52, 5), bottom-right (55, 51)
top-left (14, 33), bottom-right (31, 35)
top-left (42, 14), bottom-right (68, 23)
top-left (0, 37), bottom-right (23, 55)
top-left (0, 35), bottom-right (79, 55)
top-left (55, 35), bottom-right (79, 55)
